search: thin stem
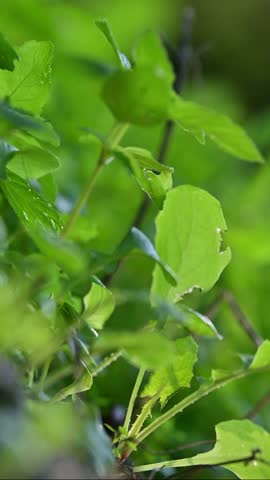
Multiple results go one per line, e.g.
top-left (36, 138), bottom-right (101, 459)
top-left (123, 367), bottom-right (146, 433)
top-left (37, 357), bottom-right (51, 393)
top-left (130, 366), bottom-right (270, 457)
top-left (91, 351), bottom-right (122, 377)
top-left (245, 389), bottom-right (270, 420)
top-left (62, 122), bottom-right (128, 238)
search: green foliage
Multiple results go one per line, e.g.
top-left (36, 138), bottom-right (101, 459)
top-left (0, 7), bottom-right (269, 480)
top-left (151, 185), bottom-right (231, 303)
top-left (143, 336), bottom-right (198, 406)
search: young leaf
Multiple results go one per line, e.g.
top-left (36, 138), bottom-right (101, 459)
top-left (95, 330), bottom-right (175, 369)
top-left (170, 94), bottom-right (263, 162)
top-left (115, 146), bottom-right (173, 208)
top-left (53, 370), bottom-right (93, 402)
top-left (83, 278), bottom-right (115, 330)
top-left (1, 173), bottom-right (63, 234)
top-left (151, 185), bottom-right (231, 304)
top-left (117, 227), bottom-right (177, 286)
top-left (142, 420), bottom-right (270, 479)
top-left (7, 146), bottom-right (60, 179)
top-left (0, 33), bottom-right (18, 71)
top-left (250, 340), bottom-right (270, 369)
top-left (133, 31), bottom-right (174, 86)
top-left (95, 19), bottom-right (130, 70)
top-left (142, 336), bottom-right (198, 407)
top-left (0, 40), bottom-right (54, 115)
top-left (103, 68), bottom-right (172, 126)
top-left (168, 303), bottom-right (222, 339)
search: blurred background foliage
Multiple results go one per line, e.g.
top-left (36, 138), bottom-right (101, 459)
top-left (1, 0), bottom-right (270, 477)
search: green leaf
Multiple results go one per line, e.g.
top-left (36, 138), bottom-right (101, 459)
top-left (118, 227), bottom-right (177, 286)
top-left (154, 420), bottom-right (270, 479)
top-left (133, 31), bottom-right (174, 85)
top-left (95, 330), bottom-right (176, 369)
top-left (32, 230), bottom-right (87, 275)
top-left (115, 146), bottom-right (173, 208)
top-left (250, 340), bottom-right (270, 369)
top-left (0, 40), bottom-right (54, 115)
top-left (142, 336), bottom-right (198, 407)
top-left (7, 146), bottom-right (60, 179)
top-left (0, 140), bottom-right (18, 178)
top-left (0, 101), bottom-right (60, 146)
top-left (0, 33), bottom-right (18, 71)
top-left (168, 303), bottom-right (222, 339)
top-left (95, 19), bottom-right (130, 70)
top-left (38, 173), bottom-right (57, 203)
top-left (103, 68), bottom-right (172, 126)
top-left (151, 185), bottom-right (231, 304)
top-left (1, 173), bottom-right (63, 234)
top-left (170, 94), bottom-right (263, 162)
top-left (53, 370), bottom-right (93, 402)
top-left (83, 278), bottom-right (115, 330)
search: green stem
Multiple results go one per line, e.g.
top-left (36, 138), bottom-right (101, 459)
top-left (135, 370), bottom-right (249, 448)
top-left (38, 357), bottom-right (52, 393)
top-left (91, 351), bottom-right (122, 377)
top-left (123, 367), bottom-right (146, 433)
top-left (62, 122), bottom-right (128, 238)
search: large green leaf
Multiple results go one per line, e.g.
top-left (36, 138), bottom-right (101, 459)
top-left (83, 278), bottom-right (115, 330)
top-left (170, 94), bottom-right (263, 162)
top-left (0, 33), bottom-right (18, 71)
top-left (1, 173), bottom-right (63, 234)
top-left (142, 336), bottom-right (198, 407)
top-left (151, 185), bottom-right (231, 304)
top-left (0, 40), bottom-right (54, 115)
top-left (143, 420), bottom-right (270, 479)
top-left (95, 330), bottom-right (176, 369)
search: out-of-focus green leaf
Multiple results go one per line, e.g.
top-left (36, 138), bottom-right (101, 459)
top-left (103, 68), bottom-right (171, 126)
top-left (95, 19), bottom-right (130, 70)
top-left (83, 278), bottom-right (115, 330)
top-left (53, 370), bottom-right (93, 401)
top-left (118, 227), bottom-right (177, 286)
top-left (0, 33), bottom-right (18, 71)
top-left (95, 330), bottom-right (175, 369)
top-left (151, 185), bottom-right (231, 304)
top-left (0, 40), bottom-right (54, 115)
top-left (0, 140), bottom-right (18, 178)
top-left (7, 146), bottom-right (60, 179)
top-left (250, 340), bottom-right (270, 369)
top-left (142, 336), bottom-right (198, 407)
top-left (0, 101), bottom-right (60, 146)
top-left (133, 30), bottom-right (174, 85)
top-left (38, 173), bottom-right (57, 203)
top-left (153, 420), bottom-right (270, 479)
top-left (170, 94), bottom-right (263, 162)
top-left (1, 173), bottom-right (63, 234)
top-left (32, 230), bottom-right (87, 275)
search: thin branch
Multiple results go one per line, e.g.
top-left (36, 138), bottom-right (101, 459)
top-left (206, 289), bottom-right (263, 348)
top-left (245, 389), bottom-right (270, 420)
top-left (140, 439), bottom-right (214, 456)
